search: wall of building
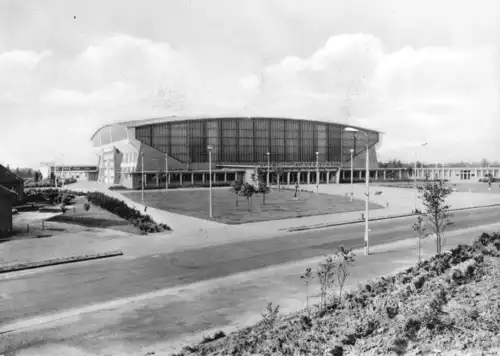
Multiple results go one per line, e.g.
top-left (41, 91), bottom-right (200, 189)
top-left (0, 194), bottom-right (13, 238)
top-left (133, 118), bottom-right (379, 168)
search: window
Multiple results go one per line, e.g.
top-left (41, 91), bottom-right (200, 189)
top-left (270, 119), bottom-right (285, 162)
top-left (221, 119), bottom-right (238, 162)
top-left (238, 119), bottom-right (254, 163)
top-left (285, 120), bottom-right (299, 162)
top-left (206, 120), bottom-right (219, 162)
top-left (300, 121), bottom-right (314, 162)
top-left (170, 122), bottom-right (188, 162)
top-left (254, 118), bottom-right (269, 163)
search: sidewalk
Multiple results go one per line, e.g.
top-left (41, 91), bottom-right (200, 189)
top-left (0, 229), bottom-right (132, 268)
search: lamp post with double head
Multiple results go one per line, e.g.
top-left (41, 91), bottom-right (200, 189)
top-left (208, 145), bottom-right (213, 219)
top-left (350, 148), bottom-right (354, 201)
top-left (141, 152), bottom-right (144, 204)
top-left (345, 127), bottom-right (370, 256)
top-left (165, 152), bottom-right (169, 191)
top-left (266, 152), bottom-right (270, 186)
top-left (315, 152), bottom-right (319, 193)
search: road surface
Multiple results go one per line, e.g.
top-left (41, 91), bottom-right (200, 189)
top-left (2, 206), bottom-right (500, 325)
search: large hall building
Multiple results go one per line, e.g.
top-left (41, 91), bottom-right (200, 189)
top-left (91, 116), bottom-right (384, 189)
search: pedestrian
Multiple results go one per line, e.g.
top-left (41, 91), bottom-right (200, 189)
top-left (294, 181), bottom-right (299, 200)
top-left (488, 176), bottom-right (492, 192)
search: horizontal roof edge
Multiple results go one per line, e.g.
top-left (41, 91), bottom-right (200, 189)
top-left (104, 116), bottom-right (382, 133)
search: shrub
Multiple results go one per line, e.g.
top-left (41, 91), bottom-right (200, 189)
top-left (108, 185), bottom-right (127, 191)
top-left (201, 330), bottom-right (226, 344)
top-left (261, 302), bottom-right (280, 330)
top-left (87, 192), bottom-right (171, 232)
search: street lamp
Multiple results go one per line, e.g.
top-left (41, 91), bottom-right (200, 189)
top-left (208, 145), bottom-right (213, 219)
top-left (266, 152), bottom-right (270, 186)
top-left (315, 152), bottom-right (319, 194)
top-left (414, 142), bottom-right (428, 211)
top-left (165, 152), bottom-right (169, 191)
top-left (141, 152), bottom-right (144, 203)
top-left (344, 127), bottom-right (370, 256)
top-left (350, 148), bottom-right (354, 201)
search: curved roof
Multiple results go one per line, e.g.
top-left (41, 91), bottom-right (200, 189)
top-left (91, 115), bottom-right (382, 141)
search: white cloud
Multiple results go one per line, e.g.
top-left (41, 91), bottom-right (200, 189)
top-left (240, 34), bottom-right (500, 162)
top-left (1, 30), bottom-right (499, 167)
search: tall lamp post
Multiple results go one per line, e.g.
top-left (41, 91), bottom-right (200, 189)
top-left (350, 148), bottom-right (354, 201)
top-left (413, 142), bottom-right (428, 211)
top-left (208, 145), bottom-right (213, 219)
top-left (165, 152), bottom-right (169, 191)
top-left (345, 127), bottom-right (370, 256)
top-left (141, 152), bottom-right (144, 203)
top-left (266, 152), bottom-right (270, 186)
top-left (315, 152), bottom-right (319, 194)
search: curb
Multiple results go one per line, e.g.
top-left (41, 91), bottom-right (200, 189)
top-left (284, 203), bottom-right (500, 232)
top-left (0, 250), bottom-right (124, 274)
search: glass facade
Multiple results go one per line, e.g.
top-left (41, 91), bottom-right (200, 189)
top-left (129, 118), bottom-right (379, 166)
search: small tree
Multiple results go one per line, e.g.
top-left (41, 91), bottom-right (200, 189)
top-left (333, 245), bottom-right (355, 304)
top-left (412, 214), bottom-right (428, 264)
top-left (229, 180), bottom-right (243, 207)
top-left (418, 181), bottom-right (453, 254)
top-left (316, 255), bottom-right (337, 312)
top-left (300, 267), bottom-right (314, 317)
top-left (240, 183), bottom-right (257, 212)
top-left (261, 302), bottom-right (280, 330)
top-left (257, 181), bottom-right (270, 205)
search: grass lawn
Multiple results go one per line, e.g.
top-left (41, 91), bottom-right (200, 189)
top-left (48, 197), bottom-right (142, 234)
top-left (123, 188), bottom-right (383, 224)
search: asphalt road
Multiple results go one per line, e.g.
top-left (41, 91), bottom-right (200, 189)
top-left (2, 206), bottom-right (500, 329)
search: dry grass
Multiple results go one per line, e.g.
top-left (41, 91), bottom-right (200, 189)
top-left (174, 233), bottom-right (500, 356)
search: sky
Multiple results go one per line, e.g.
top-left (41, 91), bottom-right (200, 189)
top-left (1, 0), bottom-right (499, 168)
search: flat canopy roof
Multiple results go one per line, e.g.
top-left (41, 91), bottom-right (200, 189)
top-left (91, 115), bottom-right (383, 140)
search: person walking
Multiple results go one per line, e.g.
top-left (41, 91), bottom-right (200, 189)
top-left (488, 175), bottom-right (492, 192)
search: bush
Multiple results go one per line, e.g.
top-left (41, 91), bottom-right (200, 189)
top-left (87, 192), bottom-right (171, 232)
top-left (108, 185), bottom-right (127, 191)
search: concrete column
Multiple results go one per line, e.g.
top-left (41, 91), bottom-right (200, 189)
top-left (202, 173), bottom-right (205, 183)
top-left (287, 172), bottom-right (291, 185)
top-left (359, 170), bottom-right (363, 179)
top-left (336, 169), bottom-right (341, 184)
top-left (383, 170), bottom-right (387, 180)
top-left (224, 172), bottom-right (227, 182)
top-left (326, 171), bottom-right (330, 184)
top-left (213, 173), bottom-right (216, 183)
top-left (179, 173), bottom-right (183, 185)
top-left (191, 173), bottom-right (194, 185)
top-left (399, 170), bottom-right (402, 180)
top-left (307, 172), bottom-right (310, 185)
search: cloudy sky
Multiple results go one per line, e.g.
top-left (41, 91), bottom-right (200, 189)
top-left (1, 0), bottom-right (499, 168)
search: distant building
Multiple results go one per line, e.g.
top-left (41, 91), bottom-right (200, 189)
top-left (90, 116), bottom-right (382, 189)
top-left (39, 165), bottom-right (98, 181)
top-left (0, 164), bottom-right (24, 203)
top-left (50, 166), bottom-right (98, 181)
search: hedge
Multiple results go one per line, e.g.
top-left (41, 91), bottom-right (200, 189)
top-left (86, 192), bottom-right (171, 233)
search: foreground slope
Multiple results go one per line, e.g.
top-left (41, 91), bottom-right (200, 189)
top-left (176, 233), bottom-right (500, 356)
